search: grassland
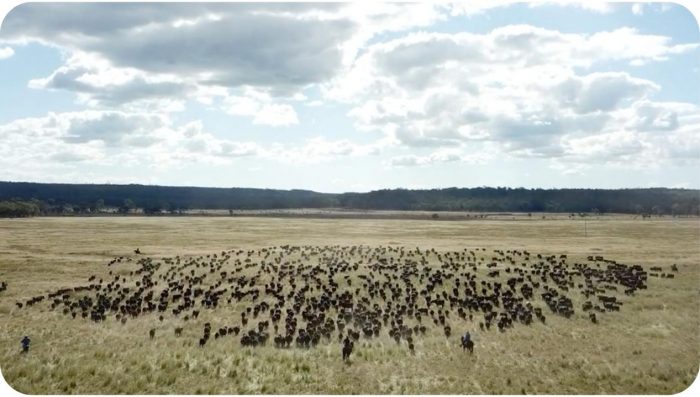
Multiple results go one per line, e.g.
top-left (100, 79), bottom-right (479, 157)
top-left (0, 215), bottom-right (698, 394)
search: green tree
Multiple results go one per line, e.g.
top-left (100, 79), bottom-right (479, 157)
top-left (671, 203), bottom-right (681, 217)
top-left (119, 199), bottom-right (135, 214)
top-left (0, 200), bottom-right (41, 218)
top-left (93, 199), bottom-right (105, 213)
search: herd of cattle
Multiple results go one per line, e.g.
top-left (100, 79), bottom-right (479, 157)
top-left (11, 245), bottom-right (674, 359)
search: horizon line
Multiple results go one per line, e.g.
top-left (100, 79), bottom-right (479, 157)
top-left (1, 180), bottom-right (698, 195)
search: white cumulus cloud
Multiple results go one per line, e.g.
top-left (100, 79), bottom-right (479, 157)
top-left (323, 24), bottom-right (699, 164)
top-left (0, 46), bottom-right (14, 59)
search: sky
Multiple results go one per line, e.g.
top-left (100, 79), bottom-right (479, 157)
top-left (0, 1), bottom-right (698, 193)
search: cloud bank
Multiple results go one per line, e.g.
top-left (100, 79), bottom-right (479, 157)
top-left (0, 2), bottom-right (698, 183)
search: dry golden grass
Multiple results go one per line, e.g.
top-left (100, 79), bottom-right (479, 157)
top-left (0, 215), bottom-right (698, 394)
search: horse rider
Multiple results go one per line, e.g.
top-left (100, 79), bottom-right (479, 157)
top-left (462, 331), bottom-right (471, 345)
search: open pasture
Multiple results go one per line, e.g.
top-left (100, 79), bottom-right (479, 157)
top-left (0, 216), bottom-right (698, 394)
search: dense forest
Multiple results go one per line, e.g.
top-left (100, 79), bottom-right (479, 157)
top-left (0, 181), bottom-right (698, 217)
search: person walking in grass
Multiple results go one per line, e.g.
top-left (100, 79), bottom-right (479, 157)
top-left (21, 336), bottom-right (30, 353)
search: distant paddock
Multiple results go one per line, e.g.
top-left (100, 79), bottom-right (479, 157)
top-left (17, 208), bottom-right (699, 222)
top-left (0, 216), bottom-right (698, 394)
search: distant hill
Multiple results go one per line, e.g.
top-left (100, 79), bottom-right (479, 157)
top-left (0, 181), bottom-right (698, 216)
top-left (0, 182), bottom-right (336, 214)
top-left (337, 187), bottom-right (700, 215)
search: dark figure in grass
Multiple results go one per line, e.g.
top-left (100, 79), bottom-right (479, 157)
top-left (21, 336), bottom-right (30, 353)
top-left (342, 336), bottom-right (354, 362)
top-left (461, 331), bottom-right (474, 354)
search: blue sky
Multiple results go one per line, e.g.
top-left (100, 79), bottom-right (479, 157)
top-left (0, 2), bottom-right (698, 192)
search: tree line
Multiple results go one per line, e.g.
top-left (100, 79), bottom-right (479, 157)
top-left (0, 199), bottom-right (42, 218)
top-left (0, 182), bottom-right (698, 217)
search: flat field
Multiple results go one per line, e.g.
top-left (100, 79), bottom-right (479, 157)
top-left (0, 216), bottom-right (698, 394)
